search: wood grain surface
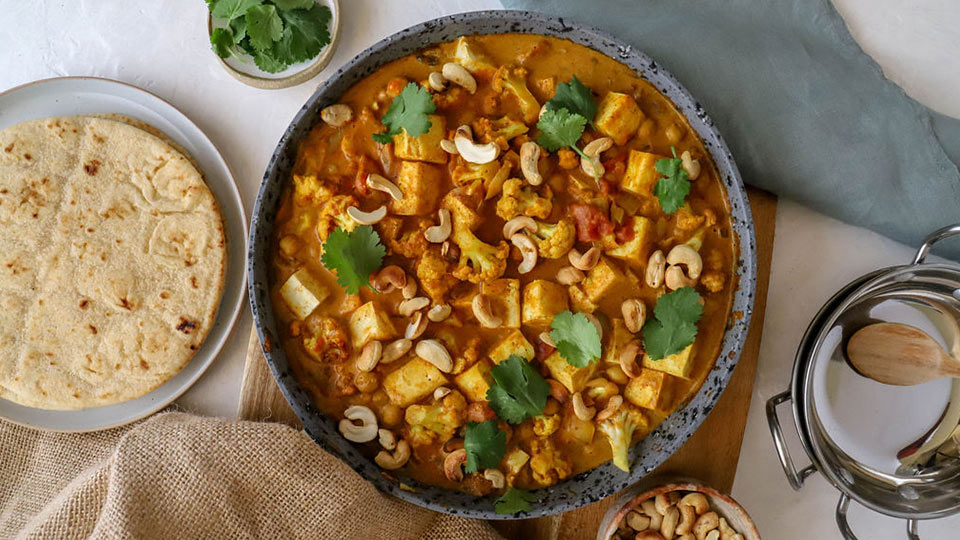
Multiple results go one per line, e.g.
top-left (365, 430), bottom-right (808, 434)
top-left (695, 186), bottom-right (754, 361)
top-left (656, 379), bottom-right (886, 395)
top-left (238, 187), bottom-right (778, 540)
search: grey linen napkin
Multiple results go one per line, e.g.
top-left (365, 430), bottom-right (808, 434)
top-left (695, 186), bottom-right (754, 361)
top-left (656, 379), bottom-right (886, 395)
top-left (501, 0), bottom-right (960, 256)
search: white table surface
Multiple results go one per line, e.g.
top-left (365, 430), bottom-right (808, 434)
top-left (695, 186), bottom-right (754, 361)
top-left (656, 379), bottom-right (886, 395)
top-left (3, 1), bottom-right (958, 538)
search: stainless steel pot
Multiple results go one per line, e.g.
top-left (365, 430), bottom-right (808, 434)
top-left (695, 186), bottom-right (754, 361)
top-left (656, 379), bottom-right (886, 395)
top-left (767, 224), bottom-right (960, 540)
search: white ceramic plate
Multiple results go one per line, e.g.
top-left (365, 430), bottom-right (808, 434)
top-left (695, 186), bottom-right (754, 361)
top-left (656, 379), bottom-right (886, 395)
top-left (0, 77), bottom-right (247, 431)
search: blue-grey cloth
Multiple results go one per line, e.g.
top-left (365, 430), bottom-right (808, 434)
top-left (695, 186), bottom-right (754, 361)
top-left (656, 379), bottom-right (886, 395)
top-left (501, 0), bottom-right (960, 257)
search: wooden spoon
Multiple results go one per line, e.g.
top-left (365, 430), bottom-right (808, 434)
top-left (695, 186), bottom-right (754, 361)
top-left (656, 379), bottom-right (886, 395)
top-left (846, 322), bottom-right (960, 386)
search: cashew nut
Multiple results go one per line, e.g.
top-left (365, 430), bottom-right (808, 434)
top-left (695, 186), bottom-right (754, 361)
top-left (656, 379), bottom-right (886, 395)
top-left (440, 139), bottom-right (459, 154)
top-left (678, 536), bottom-right (696, 540)
top-left (427, 304), bottom-right (452, 322)
top-left (378, 428), bottom-right (397, 451)
top-left (619, 340), bottom-right (643, 378)
top-left (596, 395), bottom-right (623, 422)
top-left (472, 294), bottom-right (502, 328)
top-left (621, 299), bottom-right (647, 333)
top-left (428, 71), bottom-right (446, 92)
top-left (680, 150), bottom-right (701, 180)
top-left (655, 494), bottom-right (674, 515)
top-left (441, 240), bottom-right (460, 262)
top-left (636, 533), bottom-right (666, 540)
top-left (347, 205), bottom-right (387, 225)
top-left (371, 265), bottom-right (407, 293)
top-left (641, 500), bottom-right (663, 530)
top-left (667, 244), bottom-right (703, 280)
top-left (568, 247), bottom-right (601, 271)
top-left (502, 216), bottom-right (537, 239)
top-left (571, 392), bottom-right (595, 421)
top-left (717, 518), bottom-right (736, 540)
top-left (692, 512), bottom-right (720, 540)
top-left (415, 339), bottom-right (454, 373)
top-left (443, 438), bottom-right (465, 453)
top-left (483, 469), bottom-right (505, 489)
top-left (679, 493), bottom-right (710, 515)
top-left (356, 340), bottom-right (382, 372)
top-left (441, 63), bottom-right (477, 94)
top-left (424, 209), bottom-right (452, 243)
top-left (665, 266), bottom-right (698, 290)
top-left (375, 439), bottom-right (410, 470)
top-left (557, 266), bottom-right (585, 285)
top-left (546, 378), bottom-right (568, 403)
top-left (643, 251), bottom-right (665, 290)
top-left (338, 405), bottom-right (378, 442)
top-left (511, 233), bottom-right (538, 274)
top-left (540, 332), bottom-right (557, 348)
top-left (453, 125), bottom-right (498, 164)
top-left (704, 531), bottom-right (719, 540)
top-left (520, 141), bottom-right (543, 185)
top-left (401, 279), bottom-right (418, 299)
top-left (433, 386), bottom-right (451, 400)
top-left (320, 104), bottom-right (353, 127)
top-left (661, 506), bottom-right (680, 539)
top-left (404, 311), bottom-right (428, 339)
top-left (365, 173), bottom-right (403, 201)
top-left (625, 510), bottom-right (651, 531)
top-left (443, 448), bottom-right (468, 481)
top-left (381, 338), bottom-right (412, 364)
top-left (398, 296), bottom-right (430, 317)
top-left (580, 137), bottom-right (613, 178)
top-left (677, 504), bottom-right (697, 536)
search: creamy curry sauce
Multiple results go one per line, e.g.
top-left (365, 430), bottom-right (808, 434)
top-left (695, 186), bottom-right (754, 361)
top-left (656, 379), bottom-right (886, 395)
top-left (269, 34), bottom-right (737, 496)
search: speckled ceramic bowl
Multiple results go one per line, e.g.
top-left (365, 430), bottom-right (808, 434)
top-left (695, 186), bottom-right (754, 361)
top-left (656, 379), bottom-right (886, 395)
top-left (248, 10), bottom-right (757, 519)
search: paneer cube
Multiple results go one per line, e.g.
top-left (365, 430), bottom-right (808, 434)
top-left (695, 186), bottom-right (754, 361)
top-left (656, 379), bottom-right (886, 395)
top-left (383, 357), bottom-right (448, 407)
top-left (279, 267), bottom-right (329, 320)
top-left (393, 114), bottom-right (447, 164)
top-left (642, 343), bottom-right (696, 379)
top-left (595, 92), bottom-right (644, 146)
top-left (480, 278), bottom-right (521, 328)
top-left (544, 351), bottom-right (597, 393)
top-left (389, 161), bottom-right (442, 216)
top-left (621, 150), bottom-right (662, 197)
top-left (454, 359), bottom-right (493, 402)
top-left (583, 257), bottom-right (631, 305)
top-left (348, 301), bottom-right (397, 348)
top-left (603, 216), bottom-right (656, 264)
top-left (624, 369), bottom-right (673, 411)
top-left (522, 280), bottom-right (569, 327)
top-left (603, 318), bottom-right (633, 366)
top-left (568, 285), bottom-right (598, 313)
top-left (488, 329), bottom-right (535, 364)
top-left (503, 447), bottom-right (530, 486)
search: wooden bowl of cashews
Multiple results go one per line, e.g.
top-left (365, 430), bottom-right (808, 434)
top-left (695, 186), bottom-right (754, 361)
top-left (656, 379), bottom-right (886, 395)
top-left (597, 480), bottom-right (760, 540)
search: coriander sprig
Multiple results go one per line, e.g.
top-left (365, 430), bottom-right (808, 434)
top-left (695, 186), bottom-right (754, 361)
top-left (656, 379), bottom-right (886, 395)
top-left (549, 310), bottom-right (602, 368)
top-left (372, 83), bottom-right (437, 144)
top-left (654, 147), bottom-right (692, 215)
top-left (642, 287), bottom-right (703, 360)
top-left (319, 225), bottom-right (385, 295)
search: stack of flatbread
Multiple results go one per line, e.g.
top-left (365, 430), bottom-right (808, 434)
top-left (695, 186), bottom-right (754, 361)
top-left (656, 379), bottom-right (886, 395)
top-left (0, 115), bottom-right (225, 410)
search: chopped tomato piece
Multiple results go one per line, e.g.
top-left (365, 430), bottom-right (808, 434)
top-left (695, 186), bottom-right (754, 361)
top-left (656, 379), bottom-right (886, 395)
top-left (571, 203), bottom-right (613, 242)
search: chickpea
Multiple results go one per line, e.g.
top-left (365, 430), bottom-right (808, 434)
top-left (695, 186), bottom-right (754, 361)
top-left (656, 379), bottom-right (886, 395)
top-left (605, 365), bottom-right (630, 385)
top-left (354, 372), bottom-right (379, 393)
top-left (279, 234), bottom-right (301, 258)
top-left (380, 403), bottom-right (403, 427)
top-left (666, 122), bottom-right (685, 144)
top-left (637, 118), bottom-right (656, 139)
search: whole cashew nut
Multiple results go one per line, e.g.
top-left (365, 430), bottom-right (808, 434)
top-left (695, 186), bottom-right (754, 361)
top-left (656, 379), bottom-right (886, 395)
top-left (338, 405), bottom-right (378, 442)
top-left (378, 428), bottom-right (397, 451)
top-left (380, 338), bottom-right (412, 364)
top-left (677, 504), bottom-right (697, 536)
top-left (347, 205), bottom-right (387, 225)
top-left (356, 340), bottom-right (383, 372)
top-left (655, 493), bottom-right (674, 515)
top-left (440, 139), bottom-right (459, 154)
top-left (596, 395), bottom-right (624, 422)
top-left (641, 500), bottom-right (663, 530)
top-left (665, 266), bottom-right (698, 290)
top-left (398, 296), bottom-right (430, 317)
top-left (718, 518), bottom-right (740, 540)
top-left (371, 265), bottom-right (407, 293)
top-left (428, 71), bottom-right (447, 92)
top-left (557, 266), bottom-right (585, 285)
top-left (680, 150), bottom-right (701, 180)
top-left (472, 294), bottom-right (502, 328)
top-left (443, 448), bottom-right (468, 481)
top-left (427, 304), bottom-right (452, 322)
top-left (453, 125), bottom-right (499, 164)
top-left (568, 247), bottom-right (601, 271)
top-left (619, 340), bottom-right (643, 378)
top-left (520, 141), bottom-right (543, 185)
top-left (571, 391), bottom-right (595, 421)
top-left (401, 279), bottom-right (418, 300)
top-left (441, 63), bottom-right (477, 94)
top-left (404, 311), bottom-right (428, 340)
top-left (666, 244), bottom-right (703, 279)
top-left (366, 173), bottom-right (403, 201)
top-left (692, 512), bottom-right (720, 540)
top-left (646, 250), bottom-right (666, 288)
top-left (375, 439), bottom-right (411, 470)
top-left (483, 469), bottom-right (505, 489)
top-left (415, 339), bottom-right (454, 373)
top-left (320, 104), bottom-right (353, 127)
top-left (425, 209), bottom-right (452, 243)
top-left (511, 233), bottom-right (538, 274)
top-left (503, 216), bottom-right (538, 239)
top-left (433, 386), bottom-right (452, 400)
top-left (661, 506), bottom-right (680, 539)
top-left (546, 378), bottom-right (569, 403)
top-left (679, 493), bottom-right (710, 515)
top-left (636, 533), bottom-right (667, 540)
top-left (621, 299), bottom-right (647, 333)
top-left (580, 137), bottom-right (613, 178)
top-left (626, 511), bottom-right (652, 531)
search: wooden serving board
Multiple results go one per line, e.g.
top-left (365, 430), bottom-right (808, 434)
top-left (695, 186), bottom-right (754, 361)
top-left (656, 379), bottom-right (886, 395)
top-left (238, 187), bottom-right (778, 540)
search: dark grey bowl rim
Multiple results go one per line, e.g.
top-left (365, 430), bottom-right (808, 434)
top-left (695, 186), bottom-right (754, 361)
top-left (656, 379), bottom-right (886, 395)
top-left (248, 10), bottom-right (757, 520)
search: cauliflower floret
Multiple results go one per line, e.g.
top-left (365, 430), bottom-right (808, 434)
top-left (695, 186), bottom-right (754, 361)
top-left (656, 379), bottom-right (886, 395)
top-left (528, 438), bottom-right (572, 486)
top-left (597, 403), bottom-right (649, 472)
top-left (301, 316), bottom-right (348, 364)
top-left (377, 216), bottom-right (430, 259)
top-left (473, 116), bottom-right (530, 151)
top-left (442, 181), bottom-right (484, 230)
top-left (315, 194), bottom-right (358, 243)
top-left (451, 158), bottom-right (501, 188)
top-left (557, 148), bottom-right (578, 169)
top-left (444, 183), bottom-right (509, 284)
top-left (533, 414), bottom-right (561, 438)
top-left (492, 66), bottom-right (541, 124)
top-left (701, 270), bottom-right (725, 292)
top-left (293, 174), bottom-right (337, 207)
top-left (454, 37), bottom-right (497, 77)
top-left (496, 178), bottom-right (553, 221)
top-left (529, 218), bottom-right (576, 259)
top-left (416, 246), bottom-right (458, 302)
top-left (404, 390), bottom-right (468, 447)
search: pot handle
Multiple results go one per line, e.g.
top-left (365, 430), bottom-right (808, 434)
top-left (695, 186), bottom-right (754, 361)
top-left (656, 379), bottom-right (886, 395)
top-left (912, 223), bottom-right (960, 264)
top-left (836, 493), bottom-right (920, 540)
top-left (766, 391), bottom-right (817, 490)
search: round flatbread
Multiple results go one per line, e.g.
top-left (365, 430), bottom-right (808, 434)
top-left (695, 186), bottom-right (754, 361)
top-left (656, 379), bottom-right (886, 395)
top-left (0, 116), bottom-right (226, 410)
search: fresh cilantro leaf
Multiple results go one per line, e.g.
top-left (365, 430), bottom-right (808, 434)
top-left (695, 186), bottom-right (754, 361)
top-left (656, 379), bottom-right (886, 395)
top-left (464, 420), bottom-right (506, 474)
top-left (642, 287), bottom-right (703, 360)
top-left (210, 28), bottom-right (235, 58)
top-left (210, 0), bottom-right (262, 21)
top-left (253, 48), bottom-right (288, 73)
top-left (654, 148), bottom-right (691, 214)
top-left (545, 76), bottom-right (596, 124)
top-left (536, 107), bottom-right (587, 153)
top-left (272, 0), bottom-right (315, 9)
top-left (319, 225), bottom-right (386, 294)
top-left (549, 311), bottom-right (602, 368)
top-left (229, 16), bottom-right (247, 44)
top-left (495, 488), bottom-right (537, 515)
top-left (372, 83), bottom-right (436, 143)
top-left (486, 355), bottom-right (550, 424)
top-left (276, 4), bottom-right (332, 64)
top-left (246, 4), bottom-right (283, 51)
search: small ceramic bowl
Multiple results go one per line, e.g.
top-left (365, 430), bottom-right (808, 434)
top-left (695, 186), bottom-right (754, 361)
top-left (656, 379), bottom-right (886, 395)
top-left (206, 0), bottom-right (341, 89)
top-left (597, 480), bottom-right (761, 540)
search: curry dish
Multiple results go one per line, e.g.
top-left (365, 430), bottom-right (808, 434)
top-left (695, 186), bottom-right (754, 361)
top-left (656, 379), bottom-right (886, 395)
top-left (269, 34), bottom-right (737, 508)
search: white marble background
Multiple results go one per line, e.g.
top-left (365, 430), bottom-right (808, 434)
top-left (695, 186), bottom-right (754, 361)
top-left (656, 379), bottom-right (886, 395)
top-left (2, 0), bottom-right (958, 538)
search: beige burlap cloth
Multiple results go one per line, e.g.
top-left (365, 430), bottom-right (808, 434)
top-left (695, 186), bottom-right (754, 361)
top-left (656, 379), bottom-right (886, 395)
top-left (0, 412), bottom-right (503, 540)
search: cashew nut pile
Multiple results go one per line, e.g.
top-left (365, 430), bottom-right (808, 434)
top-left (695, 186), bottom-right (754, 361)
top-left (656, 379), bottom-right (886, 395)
top-left (612, 490), bottom-right (746, 540)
